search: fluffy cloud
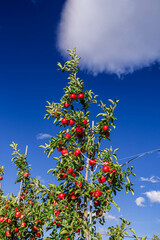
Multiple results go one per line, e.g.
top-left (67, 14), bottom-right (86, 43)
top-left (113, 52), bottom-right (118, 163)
top-left (104, 212), bottom-right (117, 221)
top-left (135, 197), bottom-right (145, 207)
top-left (57, 0), bottom-right (160, 75)
top-left (140, 176), bottom-right (160, 183)
top-left (36, 176), bottom-right (45, 184)
top-left (36, 133), bottom-right (52, 140)
top-left (145, 191), bottom-right (160, 203)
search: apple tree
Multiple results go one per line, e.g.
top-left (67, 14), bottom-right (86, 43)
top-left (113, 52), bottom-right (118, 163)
top-left (41, 49), bottom-right (135, 240)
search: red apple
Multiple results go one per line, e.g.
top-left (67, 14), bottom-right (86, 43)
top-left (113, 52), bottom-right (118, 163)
top-left (32, 226), bottom-right (38, 232)
top-left (54, 110), bottom-right (60, 117)
top-left (29, 200), bottom-right (34, 205)
top-left (69, 119), bottom-right (75, 126)
top-left (76, 126), bottom-right (83, 133)
top-left (79, 167), bottom-right (83, 171)
top-left (54, 218), bottom-right (61, 226)
top-left (68, 167), bottom-right (73, 174)
top-left (6, 231), bottom-right (11, 237)
top-left (21, 222), bottom-right (26, 227)
top-left (23, 172), bottom-right (29, 178)
top-left (89, 159), bottom-right (96, 166)
top-left (102, 165), bottom-right (110, 173)
top-left (70, 192), bottom-right (76, 200)
top-left (109, 169), bottom-right (117, 176)
top-left (70, 93), bottom-right (77, 100)
top-left (106, 131), bottom-right (110, 138)
top-left (52, 200), bottom-right (58, 205)
top-left (61, 118), bottom-right (68, 125)
top-left (64, 133), bottom-right (71, 139)
top-left (94, 190), bottom-right (102, 197)
top-left (102, 125), bottom-right (109, 131)
top-left (61, 149), bottom-right (68, 155)
top-left (14, 227), bottom-right (18, 233)
top-left (74, 149), bottom-right (81, 156)
top-left (57, 147), bottom-right (63, 152)
top-left (83, 119), bottom-right (87, 125)
top-left (53, 210), bottom-right (60, 216)
top-left (58, 192), bottom-right (65, 200)
top-left (78, 93), bottom-right (84, 100)
top-left (96, 210), bottom-right (103, 217)
top-left (0, 176), bottom-right (3, 181)
top-left (94, 200), bottom-right (101, 206)
top-left (0, 217), bottom-right (4, 223)
top-left (75, 181), bottom-right (82, 188)
top-left (98, 176), bottom-right (106, 183)
top-left (72, 172), bottom-right (76, 177)
top-left (35, 232), bottom-right (40, 237)
top-left (15, 211), bottom-right (21, 218)
top-left (59, 170), bottom-right (67, 179)
top-left (89, 191), bottom-right (94, 197)
top-left (63, 102), bottom-right (69, 108)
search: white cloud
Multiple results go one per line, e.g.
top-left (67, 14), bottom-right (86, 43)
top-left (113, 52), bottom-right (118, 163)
top-left (140, 185), bottom-right (145, 189)
top-left (36, 133), bottom-right (53, 140)
top-left (145, 191), bottom-right (160, 203)
top-left (104, 212), bottom-right (117, 221)
top-left (36, 176), bottom-right (45, 184)
top-left (140, 176), bottom-right (160, 183)
top-left (135, 197), bottom-right (145, 207)
top-left (57, 0), bottom-right (160, 76)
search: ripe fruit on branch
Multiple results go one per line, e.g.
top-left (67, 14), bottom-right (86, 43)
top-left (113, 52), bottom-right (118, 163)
top-left (6, 231), bottom-right (11, 237)
top-left (59, 170), bottom-right (67, 179)
top-left (0, 217), bottom-right (4, 223)
top-left (23, 172), bottom-right (29, 178)
top-left (75, 181), bottom-right (82, 188)
top-left (35, 232), bottom-right (41, 237)
top-left (54, 218), bottom-right (61, 226)
top-left (61, 118), bottom-right (68, 125)
top-left (76, 126), bottom-right (83, 133)
top-left (14, 227), bottom-right (18, 233)
top-left (106, 131), bottom-right (110, 138)
top-left (57, 147), bottom-right (63, 152)
top-left (102, 165), bottom-right (110, 173)
top-left (94, 200), bottom-right (101, 206)
top-left (61, 149), bottom-right (68, 155)
top-left (68, 167), bottom-right (73, 174)
top-left (96, 210), bottom-right (103, 217)
top-left (79, 166), bottom-right (83, 171)
top-left (109, 169), bottom-right (117, 176)
top-left (52, 200), bottom-right (58, 205)
top-left (54, 110), bottom-right (60, 117)
top-left (83, 119), bottom-right (87, 125)
top-left (29, 200), bottom-right (34, 205)
top-left (89, 159), bottom-right (96, 166)
top-left (74, 149), bottom-right (81, 156)
top-left (53, 210), bottom-right (60, 216)
top-left (64, 133), bottom-right (71, 139)
top-left (98, 176), bottom-right (106, 183)
top-left (70, 93), bottom-right (77, 100)
top-left (78, 93), bottom-right (84, 100)
top-left (32, 226), bottom-right (38, 232)
top-left (89, 191), bottom-right (94, 197)
top-left (15, 212), bottom-right (21, 218)
top-left (70, 192), bottom-right (76, 200)
top-left (21, 222), bottom-right (26, 227)
top-left (63, 102), bottom-right (69, 108)
top-left (102, 125), bottom-right (109, 132)
top-left (72, 172), bottom-right (76, 177)
top-left (69, 119), bottom-right (75, 126)
top-left (0, 176), bottom-right (3, 180)
top-left (94, 190), bottom-right (102, 197)
top-left (58, 192), bottom-right (65, 200)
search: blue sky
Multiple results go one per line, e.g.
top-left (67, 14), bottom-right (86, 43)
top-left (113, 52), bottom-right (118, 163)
top-left (0, 0), bottom-right (160, 238)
